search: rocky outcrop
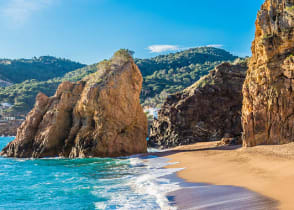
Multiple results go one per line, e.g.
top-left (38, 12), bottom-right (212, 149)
top-left (149, 62), bottom-right (247, 148)
top-left (242, 0), bottom-right (294, 146)
top-left (1, 50), bottom-right (148, 158)
top-left (0, 120), bottom-right (23, 136)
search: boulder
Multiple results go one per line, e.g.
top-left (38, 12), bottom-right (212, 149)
top-left (1, 50), bottom-right (148, 158)
top-left (149, 62), bottom-right (247, 148)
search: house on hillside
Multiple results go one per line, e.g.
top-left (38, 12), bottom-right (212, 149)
top-left (144, 106), bottom-right (159, 119)
top-left (0, 103), bottom-right (13, 120)
top-left (3, 116), bottom-right (16, 121)
top-left (1, 103), bottom-right (12, 108)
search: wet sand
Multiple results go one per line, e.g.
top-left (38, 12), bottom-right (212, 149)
top-left (165, 173), bottom-right (277, 209)
top-left (154, 142), bottom-right (294, 209)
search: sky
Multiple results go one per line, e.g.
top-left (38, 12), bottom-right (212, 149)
top-left (0, 0), bottom-right (264, 64)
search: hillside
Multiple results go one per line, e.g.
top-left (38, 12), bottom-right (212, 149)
top-left (0, 47), bottom-right (238, 116)
top-left (0, 56), bottom-right (85, 83)
top-left (136, 47), bottom-right (237, 76)
top-left (137, 47), bottom-right (238, 106)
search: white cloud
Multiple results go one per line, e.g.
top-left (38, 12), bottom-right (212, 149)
top-left (147, 45), bottom-right (180, 53)
top-left (1, 0), bottom-right (54, 24)
top-left (206, 44), bottom-right (223, 48)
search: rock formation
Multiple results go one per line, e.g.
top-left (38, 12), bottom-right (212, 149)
top-left (1, 50), bottom-right (148, 158)
top-left (149, 62), bottom-right (247, 148)
top-left (242, 0), bottom-right (294, 146)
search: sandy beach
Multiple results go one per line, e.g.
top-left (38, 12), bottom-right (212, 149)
top-left (159, 142), bottom-right (294, 209)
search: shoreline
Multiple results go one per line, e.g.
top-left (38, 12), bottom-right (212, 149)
top-left (154, 141), bottom-right (294, 209)
top-left (1, 136), bottom-right (289, 209)
top-left (166, 175), bottom-right (277, 209)
top-left (140, 153), bottom-right (277, 209)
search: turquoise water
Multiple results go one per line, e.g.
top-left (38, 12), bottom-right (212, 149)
top-left (0, 137), bottom-right (180, 210)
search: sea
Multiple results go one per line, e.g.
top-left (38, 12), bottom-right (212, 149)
top-left (0, 137), bottom-right (181, 210)
top-left (0, 137), bottom-right (277, 210)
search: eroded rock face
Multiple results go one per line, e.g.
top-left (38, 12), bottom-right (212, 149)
top-left (1, 51), bottom-right (148, 158)
top-left (242, 0), bottom-right (294, 146)
top-left (149, 62), bottom-right (247, 148)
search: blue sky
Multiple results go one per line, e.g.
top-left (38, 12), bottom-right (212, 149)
top-left (0, 0), bottom-right (264, 64)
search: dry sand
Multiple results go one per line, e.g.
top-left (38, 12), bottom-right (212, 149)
top-left (158, 142), bottom-right (294, 209)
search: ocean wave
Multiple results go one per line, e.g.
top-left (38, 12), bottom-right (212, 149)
top-left (127, 156), bottom-right (182, 210)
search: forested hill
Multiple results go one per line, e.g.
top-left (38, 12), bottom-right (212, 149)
top-left (0, 56), bottom-right (85, 84)
top-left (136, 47), bottom-right (238, 106)
top-left (136, 47), bottom-right (237, 76)
top-left (0, 47), bottom-right (238, 116)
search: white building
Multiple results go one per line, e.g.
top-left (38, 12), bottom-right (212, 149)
top-left (1, 103), bottom-right (12, 108)
top-left (3, 116), bottom-right (16, 121)
top-left (144, 107), bottom-right (159, 119)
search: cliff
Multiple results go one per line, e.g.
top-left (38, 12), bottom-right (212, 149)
top-left (1, 50), bottom-right (148, 158)
top-left (242, 0), bottom-right (294, 146)
top-left (149, 62), bottom-right (247, 148)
